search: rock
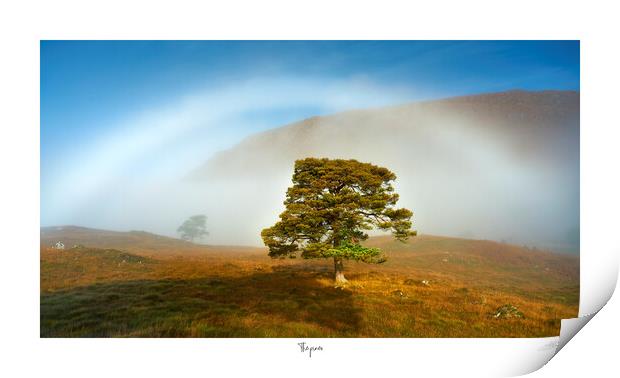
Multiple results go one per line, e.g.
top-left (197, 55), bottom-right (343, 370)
top-left (404, 279), bottom-right (430, 287)
top-left (492, 304), bottom-right (524, 319)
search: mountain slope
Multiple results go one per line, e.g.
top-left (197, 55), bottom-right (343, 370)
top-left (192, 90), bottom-right (578, 179)
top-left (188, 90), bottom-right (579, 251)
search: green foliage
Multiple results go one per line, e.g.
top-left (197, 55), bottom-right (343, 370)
top-left (261, 158), bottom-right (415, 264)
top-left (177, 215), bottom-right (209, 242)
top-left (321, 241), bottom-right (387, 264)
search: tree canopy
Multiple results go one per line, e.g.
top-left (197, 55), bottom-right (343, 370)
top-left (177, 215), bottom-right (209, 242)
top-left (261, 158), bottom-right (415, 283)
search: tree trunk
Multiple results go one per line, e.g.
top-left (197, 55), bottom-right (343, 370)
top-left (334, 257), bottom-right (348, 285)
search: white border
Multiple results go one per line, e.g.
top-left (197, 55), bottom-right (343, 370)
top-left (1, 1), bottom-right (619, 377)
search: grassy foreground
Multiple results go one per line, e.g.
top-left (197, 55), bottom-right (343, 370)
top-left (40, 230), bottom-right (578, 337)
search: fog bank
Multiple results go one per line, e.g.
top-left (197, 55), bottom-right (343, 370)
top-left (41, 85), bottom-right (579, 253)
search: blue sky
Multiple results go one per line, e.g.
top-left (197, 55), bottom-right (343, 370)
top-left (40, 40), bottom-right (579, 227)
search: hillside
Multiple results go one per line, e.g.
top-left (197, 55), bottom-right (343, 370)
top-left (191, 90), bottom-right (579, 180)
top-left (40, 227), bottom-right (578, 337)
top-left (40, 226), bottom-right (258, 256)
top-left (187, 90), bottom-right (579, 251)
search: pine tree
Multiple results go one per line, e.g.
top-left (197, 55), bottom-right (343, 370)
top-left (177, 215), bottom-right (209, 243)
top-left (261, 158), bottom-right (415, 285)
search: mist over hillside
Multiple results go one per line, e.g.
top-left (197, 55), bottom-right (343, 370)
top-left (188, 90), bottom-right (579, 252)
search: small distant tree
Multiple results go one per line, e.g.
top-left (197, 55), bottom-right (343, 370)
top-left (261, 158), bottom-right (415, 285)
top-left (177, 215), bottom-right (209, 243)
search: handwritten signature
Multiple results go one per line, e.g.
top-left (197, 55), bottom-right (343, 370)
top-left (298, 342), bottom-right (323, 357)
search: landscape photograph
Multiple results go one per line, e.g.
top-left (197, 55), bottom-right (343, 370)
top-left (40, 40), bottom-right (580, 338)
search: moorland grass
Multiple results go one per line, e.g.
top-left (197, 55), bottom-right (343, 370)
top-left (40, 236), bottom-right (579, 337)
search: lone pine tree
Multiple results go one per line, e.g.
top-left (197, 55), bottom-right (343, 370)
top-left (261, 158), bottom-right (415, 285)
top-left (177, 215), bottom-right (209, 242)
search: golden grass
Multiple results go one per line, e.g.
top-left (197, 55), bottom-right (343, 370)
top-left (40, 233), bottom-right (578, 338)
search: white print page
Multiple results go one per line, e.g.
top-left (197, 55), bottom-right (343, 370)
top-left (1, 2), bottom-right (620, 378)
